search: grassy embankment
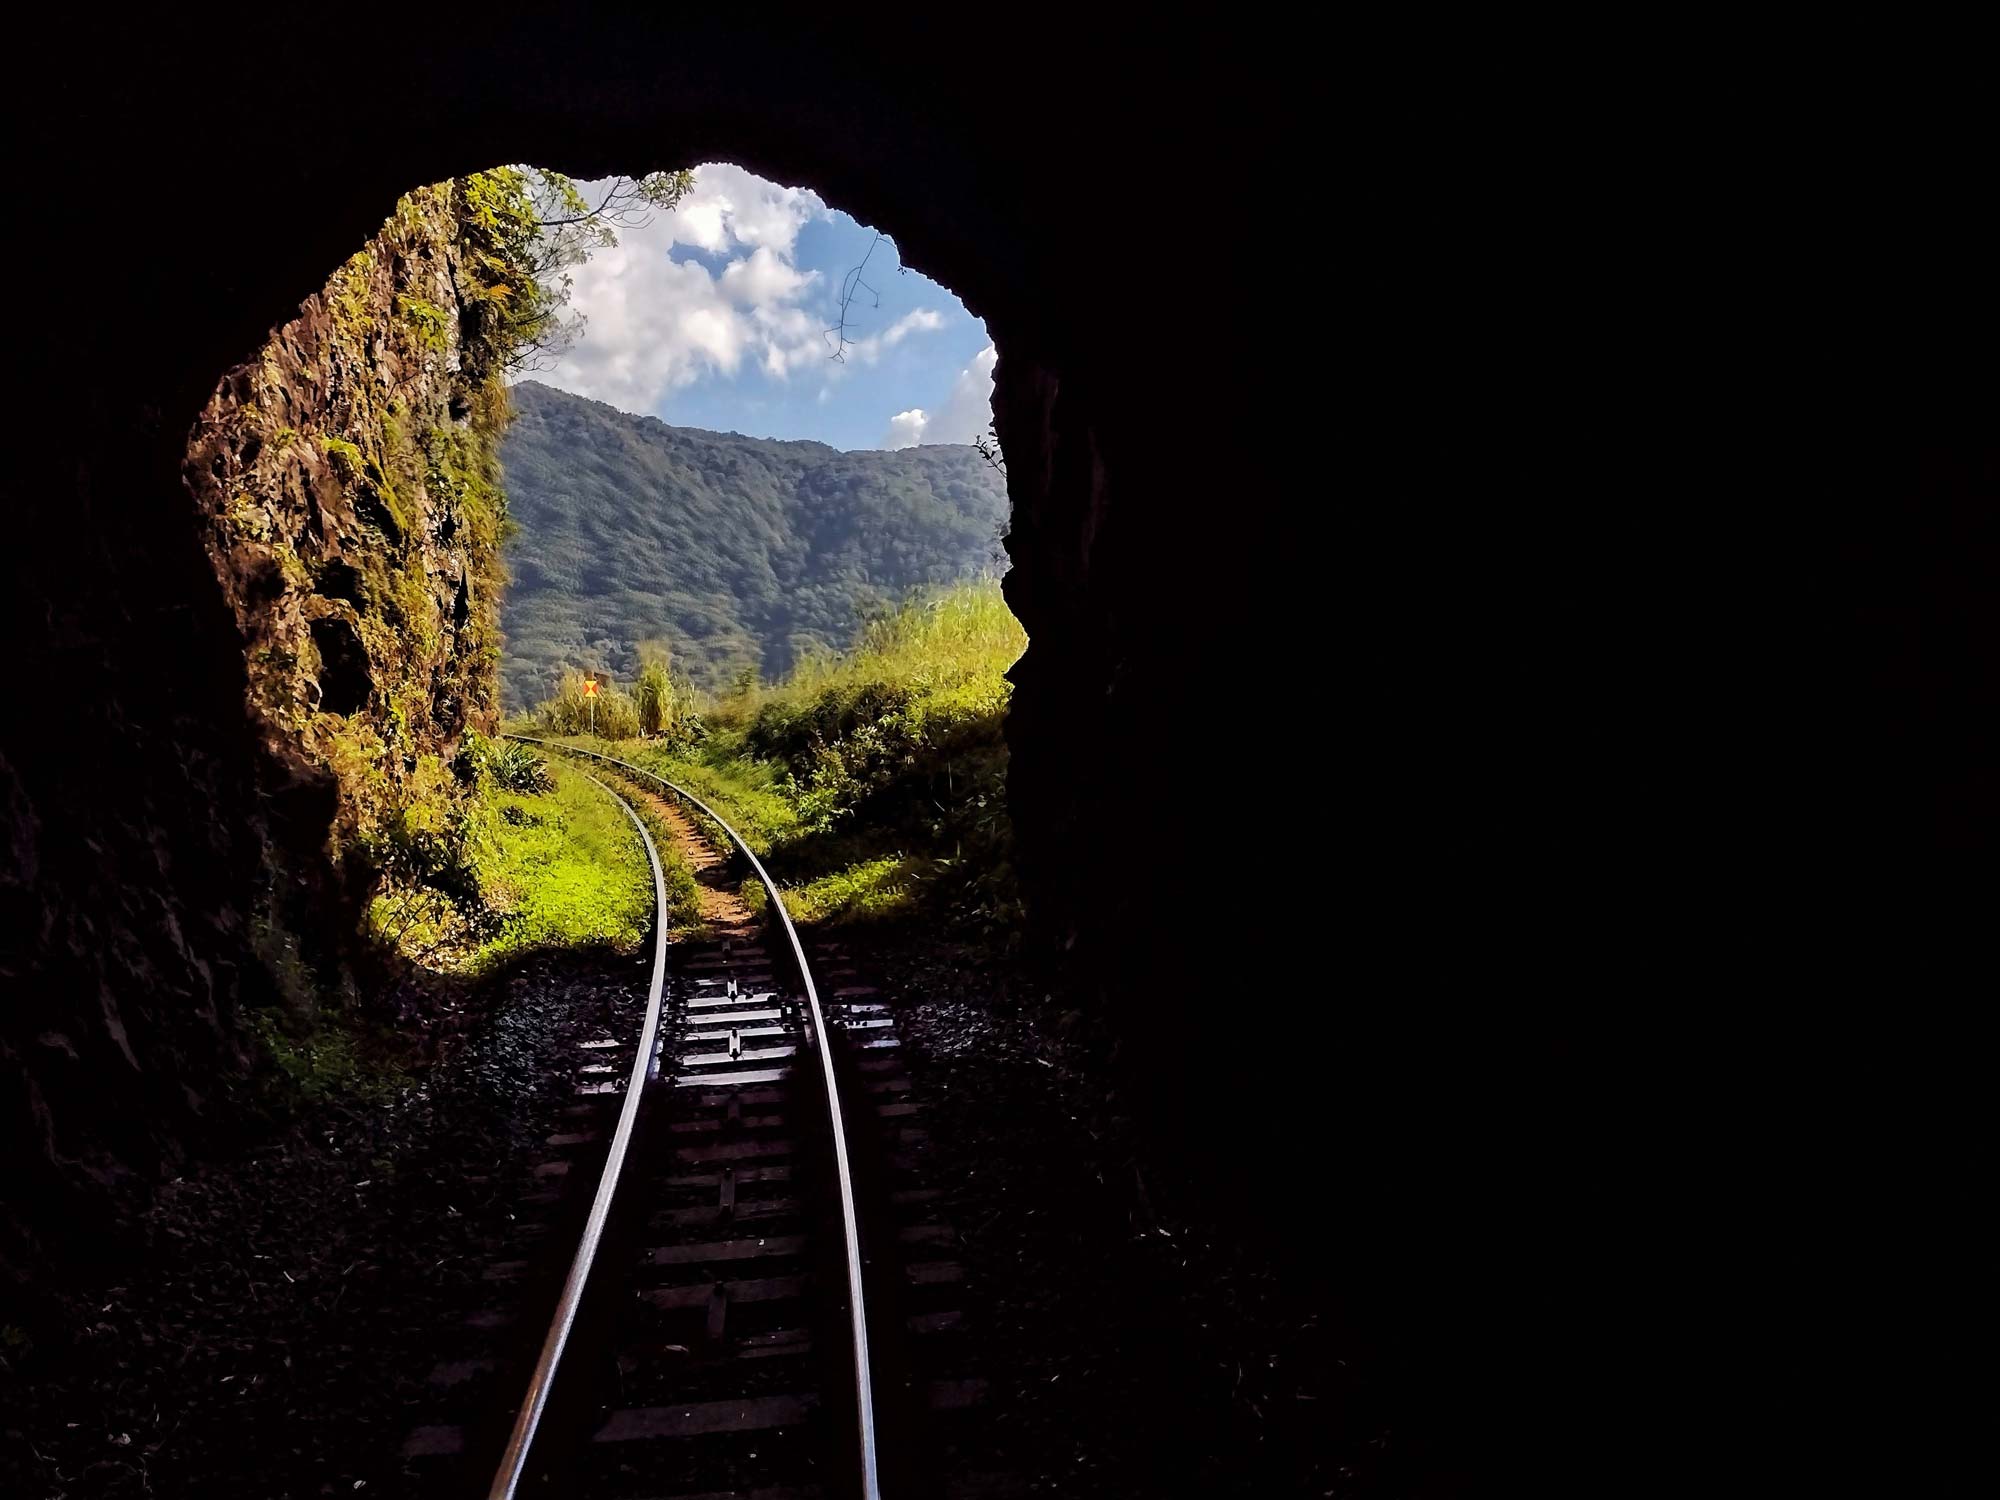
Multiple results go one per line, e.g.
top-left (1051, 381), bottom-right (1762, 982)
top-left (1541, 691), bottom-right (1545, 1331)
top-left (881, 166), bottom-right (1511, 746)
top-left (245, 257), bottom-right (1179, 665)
top-left (251, 739), bottom-right (704, 1104)
top-left (519, 582), bottom-right (1025, 940)
top-left (363, 739), bottom-right (702, 975)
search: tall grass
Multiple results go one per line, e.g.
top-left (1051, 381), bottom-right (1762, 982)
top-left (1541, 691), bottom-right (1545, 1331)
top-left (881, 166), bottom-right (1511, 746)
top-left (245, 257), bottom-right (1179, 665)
top-left (770, 583), bottom-right (1024, 708)
top-left (533, 666), bottom-right (642, 739)
top-left (633, 639), bottom-right (702, 739)
top-left (569, 581), bottom-right (1026, 938)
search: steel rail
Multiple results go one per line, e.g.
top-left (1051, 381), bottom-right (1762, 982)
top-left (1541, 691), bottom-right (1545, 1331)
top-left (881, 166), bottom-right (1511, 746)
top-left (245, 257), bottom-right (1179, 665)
top-left (487, 775), bottom-right (672, 1500)
top-left (511, 735), bottom-right (882, 1500)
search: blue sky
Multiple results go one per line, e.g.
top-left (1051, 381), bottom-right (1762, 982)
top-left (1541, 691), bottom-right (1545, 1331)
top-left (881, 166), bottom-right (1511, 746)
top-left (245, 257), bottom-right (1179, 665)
top-left (529, 164), bottom-right (996, 452)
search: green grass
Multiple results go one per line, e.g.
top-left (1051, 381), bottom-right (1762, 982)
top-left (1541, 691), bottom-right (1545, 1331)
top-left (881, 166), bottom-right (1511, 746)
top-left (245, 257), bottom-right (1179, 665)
top-left (583, 764), bottom-right (710, 943)
top-left (251, 745), bottom-right (706, 1112)
top-left (470, 761), bottom-right (655, 964)
top-left (369, 753), bottom-right (701, 971)
top-left (744, 855), bottom-right (919, 926)
top-left (521, 582), bottom-right (1025, 940)
top-left (620, 735), bottom-right (802, 854)
top-left (771, 582), bottom-right (1024, 706)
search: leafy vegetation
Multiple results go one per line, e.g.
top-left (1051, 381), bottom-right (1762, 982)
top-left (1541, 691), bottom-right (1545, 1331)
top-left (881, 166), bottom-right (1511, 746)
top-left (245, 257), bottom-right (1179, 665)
top-left (521, 582), bottom-right (1025, 939)
top-left (497, 381), bottom-right (1010, 706)
top-left (249, 1004), bottom-right (407, 1105)
top-left (365, 739), bottom-right (701, 972)
top-left (478, 735), bottom-right (556, 794)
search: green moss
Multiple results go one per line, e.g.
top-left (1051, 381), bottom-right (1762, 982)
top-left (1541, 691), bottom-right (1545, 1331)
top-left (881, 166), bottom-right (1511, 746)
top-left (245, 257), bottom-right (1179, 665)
top-left (357, 429), bottom-right (411, 538)
top-left (245, 893), bottom-right (392, 1106)
top-left (320, 435), bottom-right (365, 475)
top-left (396, 294), bottom-right (453, 353)
top-left (270, 543), bottom-right (313, 590)
top-left (228, 495), bottom-right (272, 540)
top-left (197, 175), bottom-right (532, 993)
top-left (249, 909), bottom-right (317, 1015)
top-left (378, 407), bottom-right (408, 463)
top-left (327, 249), bottom-right (377, 331)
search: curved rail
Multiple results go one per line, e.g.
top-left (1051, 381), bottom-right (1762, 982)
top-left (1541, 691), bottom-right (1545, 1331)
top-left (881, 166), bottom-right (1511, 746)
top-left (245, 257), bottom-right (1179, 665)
top-left (487, 776), bottom-right (672, 1500)
top-left (508, 736), bottom-right (881, 1500)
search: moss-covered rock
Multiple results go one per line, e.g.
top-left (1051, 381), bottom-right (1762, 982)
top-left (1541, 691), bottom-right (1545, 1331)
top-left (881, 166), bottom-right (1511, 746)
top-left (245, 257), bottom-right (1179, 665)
top-left (180, 178), bottom-right (517, 998)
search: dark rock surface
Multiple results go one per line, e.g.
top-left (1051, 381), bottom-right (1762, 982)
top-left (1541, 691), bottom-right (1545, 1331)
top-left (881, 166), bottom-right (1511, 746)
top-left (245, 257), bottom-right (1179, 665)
top-left (181, 179), bottom-right (508, 924)
top-left (6, 179), bottom-right (509, 1286)
top-left (851, 928), bottom-right (1408, 1496)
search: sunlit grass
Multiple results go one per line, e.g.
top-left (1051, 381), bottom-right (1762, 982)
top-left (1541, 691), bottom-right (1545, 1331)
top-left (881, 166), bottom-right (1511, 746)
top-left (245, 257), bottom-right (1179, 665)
top-left (471, 761), bottom-right (655, 963)
top-left (521, 582), bottom-right (1023, 938)
top-left (762, 582), bottom-right (1024, 712)
top-left (744, 855), bottom-right (918, 926)
top-left (368, 756), bottom-right (702, 971)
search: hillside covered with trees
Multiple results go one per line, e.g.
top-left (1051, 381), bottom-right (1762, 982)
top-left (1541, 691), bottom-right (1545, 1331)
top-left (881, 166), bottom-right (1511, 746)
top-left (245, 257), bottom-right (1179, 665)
top-left (497, 380), bottom-right (1010, 705)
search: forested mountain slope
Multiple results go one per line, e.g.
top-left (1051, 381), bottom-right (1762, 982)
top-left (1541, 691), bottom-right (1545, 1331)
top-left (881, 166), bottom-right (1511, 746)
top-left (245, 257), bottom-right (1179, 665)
top-left (497, 380), bottom-right (1009, 705)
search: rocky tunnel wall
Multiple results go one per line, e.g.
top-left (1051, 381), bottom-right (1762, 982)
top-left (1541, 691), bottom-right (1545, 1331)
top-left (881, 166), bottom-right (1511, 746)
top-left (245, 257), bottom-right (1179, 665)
top-left (6, 15), bottom-right (1297, 1270)
top-left (7, 19), bottom-right (1993, 1468)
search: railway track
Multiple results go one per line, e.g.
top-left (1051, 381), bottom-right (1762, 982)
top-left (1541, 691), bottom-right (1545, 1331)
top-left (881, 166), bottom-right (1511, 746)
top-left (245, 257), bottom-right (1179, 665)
top-left (394, 739), bottom-right (984, 1499)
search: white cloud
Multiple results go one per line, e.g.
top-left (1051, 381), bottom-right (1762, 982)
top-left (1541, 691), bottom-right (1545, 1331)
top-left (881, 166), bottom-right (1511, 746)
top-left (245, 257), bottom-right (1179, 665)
top-left (825, 306), bottom-right (949, 373)
top-left (527, 163), bottom-right (965, 437)
top-left (664, 162), bottom-right (823, 258)
top-left (847, 307), bottom-right (945, 363)
top-left (719, 245), bottom-right (812, 308)
top-left (880, 344), bottom-right (996, 449)
top-left (884, 409), bottom-right (929, 449)
top-left (929, 344), bottom-right (998, 443)
top-left (534, 163), bottom-right (841, 410)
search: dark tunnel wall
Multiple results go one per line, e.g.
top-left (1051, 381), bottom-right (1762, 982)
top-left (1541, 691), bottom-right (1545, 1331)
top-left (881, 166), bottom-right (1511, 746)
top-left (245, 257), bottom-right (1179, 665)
top-left (5, 13), bottom-right (1993, 1488)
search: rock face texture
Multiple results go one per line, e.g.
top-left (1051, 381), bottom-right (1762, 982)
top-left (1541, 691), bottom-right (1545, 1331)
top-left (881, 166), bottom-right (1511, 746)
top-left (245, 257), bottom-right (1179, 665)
top-left (3, 181), bottom-right (507, 1272)
top-left (183, 183), bottom-right (505, 896)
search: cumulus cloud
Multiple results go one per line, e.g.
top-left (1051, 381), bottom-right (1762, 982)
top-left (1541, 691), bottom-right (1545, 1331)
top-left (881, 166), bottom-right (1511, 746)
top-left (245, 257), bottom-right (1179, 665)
top-left (880, 344), bottom-right (996, 448)
top-left (845, 308), bottom-right (946, 364)
top-left (930, 344), bottom-right (998, 443)
top-left (884, 409), bottom-right (929, 449)
top-left (533, 163), bottom-right (948, 412)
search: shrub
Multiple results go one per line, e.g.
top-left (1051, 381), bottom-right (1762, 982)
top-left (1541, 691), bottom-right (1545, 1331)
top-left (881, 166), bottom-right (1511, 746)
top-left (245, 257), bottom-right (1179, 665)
top-left (482, 737), bottom-right (554, 793)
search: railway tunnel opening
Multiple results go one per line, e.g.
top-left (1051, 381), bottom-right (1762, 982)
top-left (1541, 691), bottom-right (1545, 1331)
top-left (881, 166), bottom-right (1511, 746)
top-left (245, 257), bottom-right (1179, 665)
top-left (4, 17), bottom-right (1836, 1490)
top-left (6, 105), bottom-right (1521, 1481)
top-left (13, 0), bottom-right (1502, 1373)
top-left (178, 158), bottom-right (1026, 994)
